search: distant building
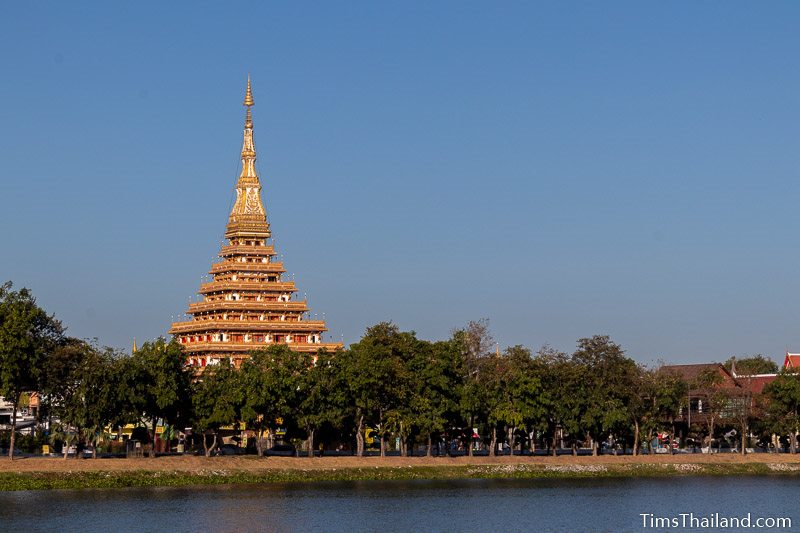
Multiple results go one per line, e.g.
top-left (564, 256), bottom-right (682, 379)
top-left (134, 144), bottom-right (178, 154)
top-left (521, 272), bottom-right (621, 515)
top-left (0, 396), bottom-right (37, 435)
top-left (661, 363), bottom-right (742, 435)
top-left (662, 361), bottom-right (778, 445)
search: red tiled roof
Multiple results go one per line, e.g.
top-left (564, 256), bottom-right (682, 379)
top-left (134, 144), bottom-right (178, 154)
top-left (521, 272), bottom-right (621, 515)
top-left (784, 353), bottom-right (800, 370)
top-left (736, 374), bottom-right (777, 395)
top-left (660, 363), bottom-right (739, 389)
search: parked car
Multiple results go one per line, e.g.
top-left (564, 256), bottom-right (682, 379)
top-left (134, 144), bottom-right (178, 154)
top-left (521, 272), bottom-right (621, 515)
top-left (0, 447), bottom-right (23, 456)
top-left (265, 443), bottom-right (296, 457)
top-left (216, 444), bottom-right (245, 456)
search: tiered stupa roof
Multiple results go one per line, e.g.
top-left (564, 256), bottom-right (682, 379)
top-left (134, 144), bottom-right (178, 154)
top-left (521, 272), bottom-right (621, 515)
top-left (169, 77), bottom-right (342, 367)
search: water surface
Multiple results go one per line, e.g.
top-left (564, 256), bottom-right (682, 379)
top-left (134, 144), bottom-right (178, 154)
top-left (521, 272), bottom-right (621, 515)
top-left (0, 477), bottom-right (795, 532)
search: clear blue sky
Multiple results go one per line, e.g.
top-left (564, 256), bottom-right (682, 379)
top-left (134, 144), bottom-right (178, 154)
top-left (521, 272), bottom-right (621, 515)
top-left (1, 2), bottom-right (799, 365)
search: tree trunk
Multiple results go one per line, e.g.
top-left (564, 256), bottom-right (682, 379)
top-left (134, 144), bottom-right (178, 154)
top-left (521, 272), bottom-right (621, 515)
top-left (9, 394), bottom-right (18, 461)
top-left (792, 431), bottom-right (798, 454)
top-left (426, 434), bottom-right (432, 457)
top-left (307, 428), bottom-right (315, 458)
top-left (709, 418), bottom-right (716, 453)
top-left (203, 432), bottom-right (217, 457)
top-left (489, 426), bottom-right (497, 457)
top-left (740, 425), bottom-right (747, 455)
top-left (571, 442), bottom-right (577, 456)
top-left (552, 434), bottom-right (557, 456)
top-left (256, 427), bottom-right (265, 457)
top-left (508, 426), bottom-right (516, 456)
top-left (670, 421), bottom-right (677, 455)
top-left (356, 414), bottom-right (365, 457)
top-left (633, 420), bottom-right (640, 457)
top-left (150, 418), bottom-right (158, 458)
top-left (468, 415), bottom-right (474, 457)
top-left (592, 438), bottom-right (598, 457)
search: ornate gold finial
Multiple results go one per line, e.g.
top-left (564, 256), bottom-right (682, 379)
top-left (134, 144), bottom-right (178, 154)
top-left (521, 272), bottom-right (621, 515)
top-left (244, 74), bottom-right (254, 107)
top-left (132, 338), bottom-right (138, 353)
top-left (226, 75), bottom-right (269, 239)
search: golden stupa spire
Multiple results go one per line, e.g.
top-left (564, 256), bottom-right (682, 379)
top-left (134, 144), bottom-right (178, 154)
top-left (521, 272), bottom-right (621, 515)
top-left (243, 73), bottom-right (254, 129)
top-left (132, 338), bottom-right (138, 353)
top-left (244, 73), bottom-right (254, 106)
top-left (226, 75), bottom-right (269, 238)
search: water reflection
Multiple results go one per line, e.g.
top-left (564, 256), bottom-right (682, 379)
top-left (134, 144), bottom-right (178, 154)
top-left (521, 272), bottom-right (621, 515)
top-left (0, 477), bottom-right (796, 533)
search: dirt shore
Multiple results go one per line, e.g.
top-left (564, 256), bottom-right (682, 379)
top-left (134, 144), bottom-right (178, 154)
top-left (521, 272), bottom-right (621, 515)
top-left (2, 452), bottom-right (800, 474)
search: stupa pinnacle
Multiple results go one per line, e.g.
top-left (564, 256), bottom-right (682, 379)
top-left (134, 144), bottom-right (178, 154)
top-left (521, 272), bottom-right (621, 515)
top-left (170, 78), bottom-right (342, 367)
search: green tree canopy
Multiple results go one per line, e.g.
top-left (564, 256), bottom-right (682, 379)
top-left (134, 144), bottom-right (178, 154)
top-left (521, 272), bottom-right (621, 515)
top-left (0, 282), bottom-right (64, 458)
top-left (344, 322), bottom-right (415, 456)
top-left (763, 373), bottom-right (800, 453)
top-left (122, 338), bottom-right (192, 456)
top-left (724, 355), bottom-right (779, 375)
top-left (571, 335), bottom-right (638, 455)
top-left (191, 363), bottom-right (242, 456)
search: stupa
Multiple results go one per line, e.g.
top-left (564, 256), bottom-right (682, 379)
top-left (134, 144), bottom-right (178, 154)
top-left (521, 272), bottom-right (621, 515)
top-left (170, 77), bottom-right (342, 367)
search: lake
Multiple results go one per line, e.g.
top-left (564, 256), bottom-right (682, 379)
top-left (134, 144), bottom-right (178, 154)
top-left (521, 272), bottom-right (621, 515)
top-left (0, 477), bottom-right (795, 532)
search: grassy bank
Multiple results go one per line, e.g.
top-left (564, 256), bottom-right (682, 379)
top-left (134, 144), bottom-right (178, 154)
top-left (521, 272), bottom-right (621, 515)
top-left (3, 462), bottom-right (800, 491)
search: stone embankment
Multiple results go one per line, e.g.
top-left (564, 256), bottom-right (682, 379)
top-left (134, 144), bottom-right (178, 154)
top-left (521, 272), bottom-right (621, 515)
top-left (2, 454), bottom-right (800, 491)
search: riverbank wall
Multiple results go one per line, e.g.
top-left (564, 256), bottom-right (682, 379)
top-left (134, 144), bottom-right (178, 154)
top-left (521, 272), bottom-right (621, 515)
top-left (3, 454), bottom-right (800, 491)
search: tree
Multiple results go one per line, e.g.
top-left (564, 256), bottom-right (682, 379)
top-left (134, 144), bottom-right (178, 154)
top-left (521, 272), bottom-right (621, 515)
top-left (694, 369), bottom-right (730, 452)
top-left (249, 344), bottom-right (310, 453)
top-left (632, 367), bottom-right (687, 455)
top-left (0, 282), bottom-right (64, 459)
top-left (296, 349), bottom-right (347, 458)
top-left (238, 351), bottom-right (271, 457)
top-left (729, 373), bottom-right (758, 455)
top-left (724, 355), bottom-right (778, 376)
top-left (40, 337), bottom-right (92, 425)
top-left (625, 365), bottom-right (651, 456)
top-left (571, 336), bottom-right (637, 455)
top-left (191, 364), bottom-right (242, 456)
top-left (42, 339), bottom-right (118, 458)
top-left (532, 346), bottom-right (584, 456)
top-left (478, 346), bottom-right (543, 456)
top-left (453, 319), bottom-right (493, 456)
top-left (763, 373), bottom-right (800, 454)
top-left (409, 339), bottom-right (464, 456)
top-left (344, 323), bottom-right (415, 457)
top-left (129, 338), bottom-right (192, 456)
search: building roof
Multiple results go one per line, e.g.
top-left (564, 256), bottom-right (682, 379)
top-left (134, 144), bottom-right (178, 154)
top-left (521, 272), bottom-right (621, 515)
top-left (784, 353), bottom-right (800, 370)
top-left (661, 362), bottom-right (779, 395)
top-left (660, 363), bottom-right (739, 389)
top-left (735, 374), bottom-right (777, 395)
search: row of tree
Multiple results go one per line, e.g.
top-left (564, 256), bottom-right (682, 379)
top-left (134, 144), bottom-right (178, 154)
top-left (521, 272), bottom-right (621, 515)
top-left (3, 281), bottom-right (800, 459)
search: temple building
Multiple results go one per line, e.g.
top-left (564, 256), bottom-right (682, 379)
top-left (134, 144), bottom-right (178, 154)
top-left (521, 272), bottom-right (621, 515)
top-left (170, 78), bottom-right (342, 367)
